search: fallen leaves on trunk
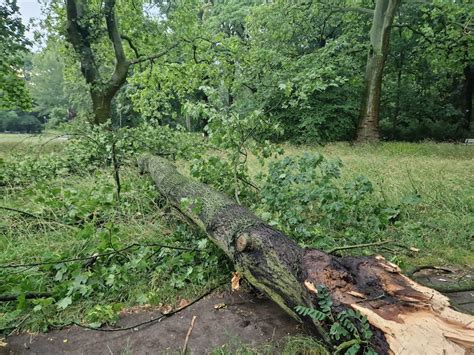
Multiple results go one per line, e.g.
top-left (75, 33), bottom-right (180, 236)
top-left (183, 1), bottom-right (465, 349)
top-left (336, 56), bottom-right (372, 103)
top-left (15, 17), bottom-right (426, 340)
top-left (231, 272), bottom-right (241, 291)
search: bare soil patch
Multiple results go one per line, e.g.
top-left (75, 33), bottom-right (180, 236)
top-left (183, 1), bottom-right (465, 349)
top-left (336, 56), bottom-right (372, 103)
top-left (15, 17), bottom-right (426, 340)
top-left (2, 290), bottom-right (301, 355)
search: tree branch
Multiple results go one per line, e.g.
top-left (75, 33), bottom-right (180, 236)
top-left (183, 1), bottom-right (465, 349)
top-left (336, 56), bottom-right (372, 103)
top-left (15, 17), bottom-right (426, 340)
top-left (65, 0), bottom-right (100, 84)
top-left (328, 240), bottom-right (393, 255)
top-left (104, 0), bottom-right (129, 92)
top-left (393, 23), bottom-right (433, 44)
top-left (130, 43), bottom-right (179, 65)
top-left (0, 292), bottom-right (52, 302)
top-left (121, 34), bottom-right (140, 58)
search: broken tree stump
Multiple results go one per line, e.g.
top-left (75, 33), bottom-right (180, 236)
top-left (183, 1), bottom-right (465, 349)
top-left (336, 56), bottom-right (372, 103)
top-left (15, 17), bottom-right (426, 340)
top-left (139, 155), bottom-right (474, 354)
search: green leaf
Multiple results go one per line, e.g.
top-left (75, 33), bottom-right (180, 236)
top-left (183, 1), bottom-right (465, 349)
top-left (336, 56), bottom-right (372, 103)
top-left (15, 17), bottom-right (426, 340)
top-left (56, 296), bottom-right (72, 310)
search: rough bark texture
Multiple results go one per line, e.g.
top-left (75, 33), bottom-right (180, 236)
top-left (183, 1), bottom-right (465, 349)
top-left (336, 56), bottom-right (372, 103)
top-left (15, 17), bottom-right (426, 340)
top-left (357, 0), bottom-right (401, 143)
top-left (139, 155), bottom-right (474, 354)
top-left (65, 0), bottom-right (129, 125)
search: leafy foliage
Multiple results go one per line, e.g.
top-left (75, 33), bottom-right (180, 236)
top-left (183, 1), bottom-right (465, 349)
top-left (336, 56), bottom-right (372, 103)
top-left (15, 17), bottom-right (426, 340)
top-left (0, 110), bottom-right (42, 133)
top-left (0, 132), bottom-right (229, 332)
top-left (0, 0), bottom-right (31, 110)
top-left (1, 0), bottom-right (473, 346)
top-left (0, 122), bottom-right (200, 187)
top-left (258, 153), bottom-right (399, 248)
top-left (295, 286), bottom-right (377, 355)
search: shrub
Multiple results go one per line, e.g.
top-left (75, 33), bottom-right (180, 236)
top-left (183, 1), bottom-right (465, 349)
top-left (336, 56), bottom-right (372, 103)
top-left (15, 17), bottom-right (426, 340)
top-left (0, 110), bottom-right (43, 133)
top-left (258, 153), bottom-right (399, 247)
top-left (45, 107), bottom-right (69, 129)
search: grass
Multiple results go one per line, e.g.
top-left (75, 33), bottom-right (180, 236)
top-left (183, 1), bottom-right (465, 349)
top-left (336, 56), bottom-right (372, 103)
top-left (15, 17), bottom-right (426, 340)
top-left (210, 335), bottom-right (329, 355)
top-left (0, 131), bottom-right (65, 159)
top-left (248, 141), bottom-right (474, 267)
top-left (0, 134), bottom-right (229, 332)
top-left (0, 132), bottom-right (472, 337)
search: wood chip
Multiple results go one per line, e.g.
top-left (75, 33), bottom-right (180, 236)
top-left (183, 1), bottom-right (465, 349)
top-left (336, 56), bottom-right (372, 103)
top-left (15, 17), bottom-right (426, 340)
top-left (304, 280), bottom-right (318, 294)
top-left (348, 290), bottom-right (366, 299)
top-left (231, 272), bottom-right (241, 291)
top-left (213, 303), bottom-right (226, 310)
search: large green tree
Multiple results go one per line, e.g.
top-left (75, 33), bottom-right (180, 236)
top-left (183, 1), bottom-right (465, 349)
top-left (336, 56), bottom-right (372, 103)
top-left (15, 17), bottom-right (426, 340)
top-left (0, 0), bottom-right (31, 110)
top-left (28, 44), bottom-right (69, 117)
top-left (64, 0), bottom-right (176, 124)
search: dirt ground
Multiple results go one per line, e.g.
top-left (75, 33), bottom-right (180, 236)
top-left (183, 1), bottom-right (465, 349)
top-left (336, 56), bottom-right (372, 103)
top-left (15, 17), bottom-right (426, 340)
top-left (2, 270), bottom-right (472, 355)
top-left (1, 290), bottom-right (302, 355)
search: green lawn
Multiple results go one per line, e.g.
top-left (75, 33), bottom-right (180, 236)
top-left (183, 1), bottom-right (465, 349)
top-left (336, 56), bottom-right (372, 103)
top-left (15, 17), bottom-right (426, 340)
top-left (0, 132), bottom-right (66, 159)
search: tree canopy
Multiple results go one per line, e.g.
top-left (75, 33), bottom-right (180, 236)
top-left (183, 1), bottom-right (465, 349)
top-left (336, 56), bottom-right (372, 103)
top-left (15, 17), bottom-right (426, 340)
top-left (0, 0), bottom-right (31, 110)
top-left (1, 0), bottom-right (472, 141)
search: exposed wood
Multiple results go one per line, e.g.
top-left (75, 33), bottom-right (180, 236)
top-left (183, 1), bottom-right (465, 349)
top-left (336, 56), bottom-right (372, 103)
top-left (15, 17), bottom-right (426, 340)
top-left (139, 155), bottom-right (474, 354)
top-left (328, 240), bottom-right (392, 254)
top-left (182, 315), bottom-right (197, 354)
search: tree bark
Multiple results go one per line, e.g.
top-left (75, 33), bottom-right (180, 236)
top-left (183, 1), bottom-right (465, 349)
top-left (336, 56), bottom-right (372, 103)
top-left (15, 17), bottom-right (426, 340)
top-left (139, 155), bottom-right (474, 354)
top-left (65, 0), bottom-right (129, 125)
top-left (357, 0), bottom-right (401, 143)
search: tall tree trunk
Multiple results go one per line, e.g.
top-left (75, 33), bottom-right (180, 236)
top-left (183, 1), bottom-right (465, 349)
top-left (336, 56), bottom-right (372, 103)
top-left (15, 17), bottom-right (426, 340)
top-left (65, 0), bottom-right (129, 125)
top-left (392, 23), bottom-right (403, 140)
top-left (91, 91), bottom-right (113, 125)
top-left (139, 154), bottom-right (474, 354)
top-left (357, 0), bottom-right (401, 143)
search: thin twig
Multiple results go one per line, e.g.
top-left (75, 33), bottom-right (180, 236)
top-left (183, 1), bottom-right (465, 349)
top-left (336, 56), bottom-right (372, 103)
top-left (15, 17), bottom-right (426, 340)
top-left (0, 292), bottom-right (52, 302)
top-left (407, 265), bottom-right (454, 277)
top-left (328, 240), bottom-right (393, 255)
top-left (0, 243), bottom-right (194, 269)
top-left (0, 206), bottom-right (75, 227)
top-left (0, 206), bottom-right (43, 220)
top-left (130, 44), bottom-right (179, 64)
top-left (111, 140), bottom-right (121, 201)
top-left (7, 314), bottom-right (30, 337)
top-left (52, 284), bottom-right (222, 332)
top-left (182, 315), bottom-right (197, 354)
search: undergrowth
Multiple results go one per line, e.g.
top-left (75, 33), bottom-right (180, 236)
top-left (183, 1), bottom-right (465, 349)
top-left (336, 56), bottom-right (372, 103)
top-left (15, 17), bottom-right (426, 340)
top-left (0, 124), bottom-right (229, 334)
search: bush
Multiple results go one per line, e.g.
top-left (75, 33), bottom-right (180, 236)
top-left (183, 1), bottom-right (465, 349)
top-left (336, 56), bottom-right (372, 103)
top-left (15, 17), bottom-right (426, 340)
top-left (258, 153), bottom-right (399, 248)
top-left (45, 107), bottom-right (69, 129)
top-left (0, 110), bottom-right (43, 133)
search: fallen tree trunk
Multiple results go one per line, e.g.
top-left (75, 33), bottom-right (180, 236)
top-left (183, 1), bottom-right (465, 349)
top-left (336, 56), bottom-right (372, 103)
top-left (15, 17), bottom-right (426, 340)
top-left (139, 155), bottom-right (474, 354)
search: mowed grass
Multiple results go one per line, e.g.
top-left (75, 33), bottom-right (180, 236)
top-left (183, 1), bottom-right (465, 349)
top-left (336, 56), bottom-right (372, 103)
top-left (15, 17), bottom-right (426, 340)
top-left (0, 132), bottom-right (66, 159)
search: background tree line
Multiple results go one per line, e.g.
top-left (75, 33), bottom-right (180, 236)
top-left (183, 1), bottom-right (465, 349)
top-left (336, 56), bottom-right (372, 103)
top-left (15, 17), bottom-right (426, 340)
top-left (1, 0), bottom-right (472, 142)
